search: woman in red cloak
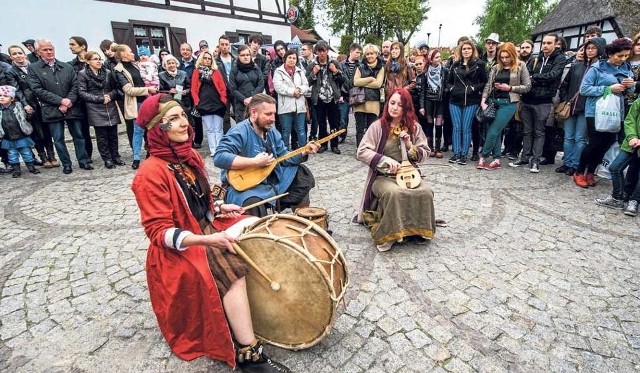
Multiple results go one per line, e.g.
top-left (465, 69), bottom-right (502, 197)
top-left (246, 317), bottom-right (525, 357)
top-left (131, 93), bottom-right (290, 373)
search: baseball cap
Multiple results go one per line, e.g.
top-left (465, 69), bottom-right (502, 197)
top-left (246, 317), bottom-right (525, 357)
top-left (22, 39), bottom-right (35, 46)
top-left (199, 40), bottom-right (209, 48)
top-left (486, 33), bottom-right (500, 43)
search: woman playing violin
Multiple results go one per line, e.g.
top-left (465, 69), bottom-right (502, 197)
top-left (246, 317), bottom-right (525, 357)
top-left (355, 88), bottom-right (437, 252)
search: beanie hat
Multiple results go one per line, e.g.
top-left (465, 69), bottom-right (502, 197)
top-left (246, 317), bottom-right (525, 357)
top-left (0, 85), bottom-right (16, 98)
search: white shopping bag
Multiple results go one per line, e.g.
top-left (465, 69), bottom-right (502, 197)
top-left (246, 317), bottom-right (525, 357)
top-left (594, 92), bottom-right (621, 133)
top-left (596, 142), bottom-right (620, 179)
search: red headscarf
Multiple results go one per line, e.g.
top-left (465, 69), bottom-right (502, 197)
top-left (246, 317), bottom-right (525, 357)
top-left (136, 94), bottom-right (207, 178)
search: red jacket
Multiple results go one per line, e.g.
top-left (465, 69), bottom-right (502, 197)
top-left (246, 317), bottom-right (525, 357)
top-left (191, 68), bottom-right (228, 107)
top-left (131, 152), bottom-right (235, 367)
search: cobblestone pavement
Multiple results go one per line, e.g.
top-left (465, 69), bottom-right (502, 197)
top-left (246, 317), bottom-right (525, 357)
top-left (1, 120), bottom-right (639, 373)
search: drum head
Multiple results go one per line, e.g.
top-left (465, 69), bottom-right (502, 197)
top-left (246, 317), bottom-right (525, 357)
top-left (239, 234), bottom-right (336, 350)
top-left (295, 207), bottom-right (327, 218)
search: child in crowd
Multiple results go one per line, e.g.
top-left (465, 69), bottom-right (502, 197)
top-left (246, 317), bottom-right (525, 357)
top-left (595, 99), bottom-right (640, 216)
top-left (0, 85), bottom-right (40, 177)
top-left (138, 50), bottom-right (160, 88)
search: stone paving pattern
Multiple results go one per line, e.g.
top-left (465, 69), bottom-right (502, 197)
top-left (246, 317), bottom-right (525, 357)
top-left (1, 120), bottom-right (639, 372)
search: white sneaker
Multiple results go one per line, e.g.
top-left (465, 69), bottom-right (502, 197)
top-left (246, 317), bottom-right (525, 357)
top-left (376, 241), bottom-right (394, 252)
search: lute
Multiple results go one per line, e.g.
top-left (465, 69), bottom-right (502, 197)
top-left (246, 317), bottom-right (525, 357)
top-left (396, 137), bottom-right (421, 189)
top-left (227, 129), bottom-right (346, 191)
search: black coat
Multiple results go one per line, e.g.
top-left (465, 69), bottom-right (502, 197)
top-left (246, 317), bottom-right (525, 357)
top-left (522, 48), bottom-right (566, 104)
top-left (7, 64), bottom-right (35, 107)
top-left (27, 59), bottom-right (83, 122)
top-left (159, 70), bottom-right (192, 109)
top-left (446, 58), bottom-right (487, 107)
top-left (229, 63), bottom-right (264, 104)
top-left (229, 62), bottom-right (264, 120)
top-left (0, 62), bottom-right (26, 106)
top-left (77, 68), bottom-right (121, 127)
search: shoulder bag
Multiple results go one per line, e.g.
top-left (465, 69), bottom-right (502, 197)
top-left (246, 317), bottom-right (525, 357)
top-left (554, 92), bottom-right (579, 121)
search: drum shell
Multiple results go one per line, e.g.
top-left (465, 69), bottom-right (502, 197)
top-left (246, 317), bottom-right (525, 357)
top-left (295, 207), bottom-right (329, 231)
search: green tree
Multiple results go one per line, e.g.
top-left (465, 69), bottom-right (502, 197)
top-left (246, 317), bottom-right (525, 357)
top-left (475, 0), bottom-right (558, 43)
top-left (339, 35), bottom-right (355, 55)
top-left (289, 0), bottom-right (316, 30)
top-left (322, 0), bottom-right (430, 46)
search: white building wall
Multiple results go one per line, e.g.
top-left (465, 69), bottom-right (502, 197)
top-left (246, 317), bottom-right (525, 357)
top-left (0, 0), bottom-right (290, 61)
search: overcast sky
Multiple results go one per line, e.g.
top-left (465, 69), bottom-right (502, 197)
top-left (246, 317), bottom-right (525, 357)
top-left (315, 0), bottom-right (485, 48)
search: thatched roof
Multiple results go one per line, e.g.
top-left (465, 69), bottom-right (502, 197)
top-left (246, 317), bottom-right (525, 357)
top-left (532, 0), bottom-right (640, 37)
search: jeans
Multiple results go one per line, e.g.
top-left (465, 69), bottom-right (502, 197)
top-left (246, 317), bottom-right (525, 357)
top-left (338, 101), bottom-right (350, 134)
top-left (202, 114), bottom-right (224, 158)
top-left (132, 103), bottom-right (145, 161)
top-left (7, 146), bottom-right (34, 164)
top-left (577, 117), bottom-right (617, 174)
top-left (481, 99), bottom-right (516, 159)
top-left (48, 119), bottom-right (88, 167)
top-left (562, 113), bottom-right (588, 169)
top-left (449, 104), bottom-right (477, 157)
top-left (609, 149), bottom-right (639, 200)
top-left (132, 122), bottom-right (145, 161)
top-left (279, 112), bottom-right (307, 150)
top-left (520, 102), bottom-right (552, 162)
top-left (354, 111), bottom-right (378, 147)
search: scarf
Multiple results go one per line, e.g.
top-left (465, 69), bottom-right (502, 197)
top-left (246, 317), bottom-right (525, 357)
top-left (13, 60), bottom-right (29, 74)
top-left (86, 67), bottom-right (107, 86)
top-left (284, 65), bottom-right (296, 78)
top-left (166, 68), bottom-right (178, 77)
top-left (237, 59), bottom-right (256, 73)
top-left (427, 65), bottom-right (442, 92)
top-left (390, 59), bottom-right (400, 74)
top-left (198, 65), bottom-right (213, 81)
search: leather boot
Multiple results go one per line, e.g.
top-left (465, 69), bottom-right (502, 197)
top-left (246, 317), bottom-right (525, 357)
top-left (26, 162), bottom-right (41, 174)
top-left (236, 339), bottom-right (290, 373)
top-left (11, 163), bottom-right (21, 178)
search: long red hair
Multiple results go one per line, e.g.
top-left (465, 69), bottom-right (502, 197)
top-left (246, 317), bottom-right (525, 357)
top-left (380, 88), bottom-right (418, 136)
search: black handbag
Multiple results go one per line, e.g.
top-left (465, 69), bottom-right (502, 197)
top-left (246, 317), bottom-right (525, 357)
top-left (475, 100), bottom-right (496, 123)
top-left (348, 87), bottom-right (365, 106)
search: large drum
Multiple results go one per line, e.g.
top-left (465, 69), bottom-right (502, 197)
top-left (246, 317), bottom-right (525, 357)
top-left (237, 214), bottom-right (349, 350)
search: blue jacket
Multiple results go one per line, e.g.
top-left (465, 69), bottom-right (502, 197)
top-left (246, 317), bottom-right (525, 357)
top-left (213, 119), bottom-right (306, 206)
top-left (580, 60), bottom-right (634, 118)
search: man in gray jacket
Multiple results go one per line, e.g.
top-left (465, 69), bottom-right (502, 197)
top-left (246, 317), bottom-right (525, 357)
top-left (27, 39), bottom-right (91, 174)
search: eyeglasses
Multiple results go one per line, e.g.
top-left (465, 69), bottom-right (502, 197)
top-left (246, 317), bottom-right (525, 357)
top-left (486, 41), bottom-right (498, 45)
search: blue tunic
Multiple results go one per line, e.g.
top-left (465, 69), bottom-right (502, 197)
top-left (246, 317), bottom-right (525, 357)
top-left (213, 119), bottom-right (306, 206)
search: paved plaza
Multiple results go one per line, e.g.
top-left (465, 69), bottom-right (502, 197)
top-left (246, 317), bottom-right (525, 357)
top-left (1, 120), bottom-right (639, 372)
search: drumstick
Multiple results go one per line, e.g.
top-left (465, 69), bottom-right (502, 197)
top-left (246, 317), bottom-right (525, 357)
top-left (231, 242), bottom-right (281, 291)
top-left (216, 193), bottom-right (289, 219)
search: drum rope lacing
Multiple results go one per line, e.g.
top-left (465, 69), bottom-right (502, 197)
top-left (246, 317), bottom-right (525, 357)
top-left (257, 217), bottom-right (348, 302)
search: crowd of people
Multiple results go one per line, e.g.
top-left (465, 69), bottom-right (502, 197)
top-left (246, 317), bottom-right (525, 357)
top-left (0, 28), bottom-right (639, 208)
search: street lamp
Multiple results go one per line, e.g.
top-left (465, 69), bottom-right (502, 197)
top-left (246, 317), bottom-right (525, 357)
top-left (438, 24), bottom-right (442, 47)
top-left (427, 32), bottom-right (431, 46)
